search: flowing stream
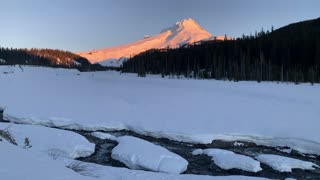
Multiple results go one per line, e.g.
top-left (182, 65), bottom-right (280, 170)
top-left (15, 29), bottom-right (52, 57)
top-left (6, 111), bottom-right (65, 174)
top-left (77, 130), bottom-right (320, 180)
top-left (1, 110), bottom-right (319, 179)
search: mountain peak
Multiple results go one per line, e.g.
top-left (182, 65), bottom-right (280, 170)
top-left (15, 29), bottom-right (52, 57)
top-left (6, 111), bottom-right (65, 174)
top-left (78, 18), bottom-right (213, 66)
top-left (178, 18), bottom-right (197, 26)
top-left (161, 18), bottom-right (205, 33)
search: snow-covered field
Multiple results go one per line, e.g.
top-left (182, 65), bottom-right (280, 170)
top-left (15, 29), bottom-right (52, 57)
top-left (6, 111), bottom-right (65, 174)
top-left (0, 65), bottom-right (320, 155)
top-left (1, 65), bottom-right (319, 179)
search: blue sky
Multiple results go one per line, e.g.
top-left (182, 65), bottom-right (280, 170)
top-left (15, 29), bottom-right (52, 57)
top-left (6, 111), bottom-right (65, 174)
top-left (0, 0), bottom-right (319, 52)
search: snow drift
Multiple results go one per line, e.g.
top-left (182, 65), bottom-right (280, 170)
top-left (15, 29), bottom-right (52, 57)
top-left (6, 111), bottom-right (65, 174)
top-left (111, 136), bottom-right (188, 174)
top-left (255, 154), bottom-right (319, 172)
top-left (192, 149), bottom-right (262, 173)
top-left (0, 123), bottom-right (95, 159)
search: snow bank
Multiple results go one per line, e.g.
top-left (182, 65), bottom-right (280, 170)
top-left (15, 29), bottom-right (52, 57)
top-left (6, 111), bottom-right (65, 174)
top-left (255, 154), bottom-right (319, 172)
top-left (0, 123), bottom-right (95, 159)
top-left (192, 149), bottom-right (262, 172)
top-left (91, 132), bottom-right (117, 141)
top-left (111, 136), bottom-right (188, 174)
top-left (276, 147), bottom-right (292, 154)
top-left (0, 140), bottom-right (269, 180)
top-left (1, 66), bottom-right (320, 155)
top-left (0, 142), bottom-right (92, 180)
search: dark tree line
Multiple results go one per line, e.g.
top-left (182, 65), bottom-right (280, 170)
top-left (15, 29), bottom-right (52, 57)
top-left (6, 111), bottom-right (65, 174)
top-left (122, 18), bottom-right (320, 84)
top-left (0, 47), bottom-right (51, 66)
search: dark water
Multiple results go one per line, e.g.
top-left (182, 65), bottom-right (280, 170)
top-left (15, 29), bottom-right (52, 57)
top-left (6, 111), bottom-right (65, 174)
top-left (0, 109), bottom-right (3, 121)
top-left (77, 130), bottom-right (320, 180)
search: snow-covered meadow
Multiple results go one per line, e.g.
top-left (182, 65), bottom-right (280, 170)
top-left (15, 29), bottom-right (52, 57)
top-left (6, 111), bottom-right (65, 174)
top-left (1, 65), bottom-right (320, 179)
top-left (1, 65), bottom-right (319, 155)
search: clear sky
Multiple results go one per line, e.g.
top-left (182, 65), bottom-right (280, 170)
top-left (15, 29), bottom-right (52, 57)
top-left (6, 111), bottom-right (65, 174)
top-left (0, 0), bottom-right (319, 52)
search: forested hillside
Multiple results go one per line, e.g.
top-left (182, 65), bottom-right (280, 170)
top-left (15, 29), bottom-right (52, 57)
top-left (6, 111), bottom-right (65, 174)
top-left (122, 18), bottom-right (320, 84)
top-left (28, 49), bottom-right (91, 67)
top-left (0, 48), bottom-right (107, 71)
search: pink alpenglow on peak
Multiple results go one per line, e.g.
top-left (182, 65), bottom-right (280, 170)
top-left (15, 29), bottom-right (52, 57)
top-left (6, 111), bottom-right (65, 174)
top-left (77, 18), bottom-right (215, 67)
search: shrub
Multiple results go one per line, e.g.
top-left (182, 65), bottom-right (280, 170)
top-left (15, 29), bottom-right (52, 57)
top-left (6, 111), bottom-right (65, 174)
top-left (0, 128), bottom-right (17, 145)
top-left (23, 137), bottom-right (32, 149)
top-left (66, 161), bottom-right (98, 177)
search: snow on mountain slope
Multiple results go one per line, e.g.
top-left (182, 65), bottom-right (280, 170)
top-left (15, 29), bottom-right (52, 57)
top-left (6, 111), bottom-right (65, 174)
top-left (98, 57), bottom-right (128, 67)
top-left (77, 18), bottom-right (212, 66)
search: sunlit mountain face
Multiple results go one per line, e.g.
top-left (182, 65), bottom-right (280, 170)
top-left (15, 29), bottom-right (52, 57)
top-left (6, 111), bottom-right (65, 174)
top-left (77, 18), bottom-right (217, 66)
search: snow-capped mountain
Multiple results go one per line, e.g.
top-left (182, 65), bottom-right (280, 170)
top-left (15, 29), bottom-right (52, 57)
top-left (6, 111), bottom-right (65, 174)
top-left (77, 18), bottom-right (213, 66)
